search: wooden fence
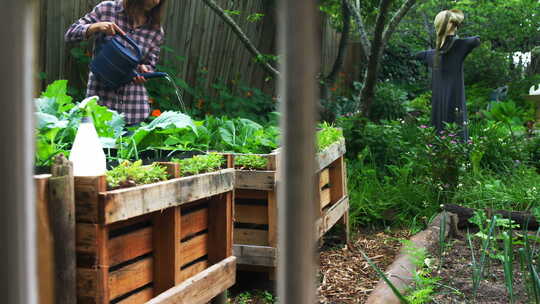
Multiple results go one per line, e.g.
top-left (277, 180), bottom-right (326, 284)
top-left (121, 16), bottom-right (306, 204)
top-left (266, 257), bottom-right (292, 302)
top-left (37, 0), bottom-right (340, 102)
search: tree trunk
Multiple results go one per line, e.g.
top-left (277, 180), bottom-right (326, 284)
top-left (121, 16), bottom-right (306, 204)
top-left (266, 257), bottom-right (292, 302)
top-left (320, 0), bottom-right (352, 121)
top-left (359, 0), bottom-right (393, 117)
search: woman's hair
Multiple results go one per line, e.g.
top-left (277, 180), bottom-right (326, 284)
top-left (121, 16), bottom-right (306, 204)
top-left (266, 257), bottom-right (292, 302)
top-left (125, 0), bottom-right (166, 28)
top-left (434, 10), bottom-right (464, 49)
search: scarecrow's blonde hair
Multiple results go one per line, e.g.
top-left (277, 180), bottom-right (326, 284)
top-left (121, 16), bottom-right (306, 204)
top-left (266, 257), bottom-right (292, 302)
top-left (434, 10), bottom-right (464, 49)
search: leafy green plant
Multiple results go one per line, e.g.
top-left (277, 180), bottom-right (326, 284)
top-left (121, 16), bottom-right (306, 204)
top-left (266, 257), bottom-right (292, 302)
top-left (317, 123), bottom-right (343, 152)
top-left (106, 160), bottom-right (168, 190)
top-left (173, 153), bottom-right (224, 176)
top-left (235, 155), bottom-right (268, 170)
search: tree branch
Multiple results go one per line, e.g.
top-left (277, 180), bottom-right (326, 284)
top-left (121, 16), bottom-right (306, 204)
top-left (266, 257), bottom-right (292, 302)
top-left (324, 0), bottom-right (352, 85)
top-left (381, 0), bottom-right (418, 47)
top-left (201, 0), bottom-right (280, 78)
top-left (346, 0), bottom-right (371, 60)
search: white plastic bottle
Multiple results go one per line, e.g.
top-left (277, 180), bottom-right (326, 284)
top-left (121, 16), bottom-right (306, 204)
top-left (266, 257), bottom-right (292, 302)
top-left (69, 116), bottom-right (106, 176)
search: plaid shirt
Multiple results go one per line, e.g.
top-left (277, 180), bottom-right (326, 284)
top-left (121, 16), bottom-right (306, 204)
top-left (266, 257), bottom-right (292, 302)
top-left (65, 0), bottom-right (164, 124)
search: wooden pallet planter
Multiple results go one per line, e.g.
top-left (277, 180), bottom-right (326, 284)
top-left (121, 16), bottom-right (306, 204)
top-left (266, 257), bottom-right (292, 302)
top-left (229, 139), bottom-right (349, 269)
top-left (72, 165), bottom-right (236, 304)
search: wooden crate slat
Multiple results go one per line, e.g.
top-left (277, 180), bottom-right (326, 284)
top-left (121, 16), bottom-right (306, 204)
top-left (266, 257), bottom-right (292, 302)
top-left (153, 207), bottom-right (181, 295)
top-left (108, 227), bottom-right (153, 267)
top-left (233, 245), bottom-right (276, 267)
top-left (315, 196), bottom-right (349, 238)
top-left (75, 176), bottom-right (106, 223)
top-left (235, 204), bottom-right (268, 225)
top-left (77, 268), bottom-right (99, 298)
top-left (320, 188), bottom-right (332, 210)
top-left (108, 257), bottom-right (154, 300)
top-left (319, 168), bottom-right (330, 189)
top-left (116, 286), bottom-right (154, 304)
top-left (146, 256), bottom-right (236, 304)
top-left (35, 175), bottom-right (55, 304)
top-left (235, 171), bottom-right (275, 190)
top-left (315, 139), bottom-right (346, 172)
top-left (77, 223), bottom-right (98, 253)
top-left (179, 233), bottom-right (209, 266)
top-left (178, 260), bottom-right (208, 283)
top-left (329, 157), bottom-right (345, 205)
top-left (101, 169), bottom-right (234, 224)
top-left (180, 208), bottom-right (209, 240)
top-left (235, 189), bottom-right (268, 200)
top-left (234, 228), bottom-right (268, 246)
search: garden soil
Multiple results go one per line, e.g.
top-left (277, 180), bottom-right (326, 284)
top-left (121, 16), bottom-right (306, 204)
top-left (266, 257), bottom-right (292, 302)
top-left (432, 230), bottom-right (528, 303)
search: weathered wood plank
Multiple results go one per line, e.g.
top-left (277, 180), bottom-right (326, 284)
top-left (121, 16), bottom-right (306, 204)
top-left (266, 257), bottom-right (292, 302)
top-left (153, 206), bottom-right (181, 293)
top-left (320, 188), bottom-right (332, 210)
top-left (233, 245), bottom-right (276, 267)
top-left (35, 175), bottom-right (55, 304)
top-left (101, 169), bottom-right (234, 224)
top-left (76, 223), bottom-right (98, 253)
top-left (108, 226), bottom-right (153, 267)
top-left (316, 139), bottom-right (346, 172)
top-left (178, 260), bottom-right (208, 283)
top-left (49, 156), bottom-right (76, 304)
top-left (315, 196), bottom-right (349, 238)
top-left (319, 168), bottom-right (330, 188)
top-left (329, 157), bottom-right (345, 204)
top-left (235, 204), bottom-right (268, 225)
top-left (180, 208), bottom-right (209, 240)
top-left (116, 287), bottom-right (154, 304)
top-left (235, 189), bottom-right (268, 200)
top-left (267, 191), bottom-right (278, 247)
top-left (108, 257), bottom-right (154, 300)
top-left (208, 193), bottom-right (233, 264)
top-left (235, 170), bottom-right (275, 190)
top-left (75, 176), bottom-right (107, 223)
top-left (234, 228), bottom-right (268, 246)
top-left (147, 256), bottom-right (236, 304)
top-left (179, 233), bottom-right (209, 266)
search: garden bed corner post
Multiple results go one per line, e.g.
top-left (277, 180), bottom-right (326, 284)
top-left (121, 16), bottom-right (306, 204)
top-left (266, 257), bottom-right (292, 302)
top-left (278, 0), bottom-right (319, 302)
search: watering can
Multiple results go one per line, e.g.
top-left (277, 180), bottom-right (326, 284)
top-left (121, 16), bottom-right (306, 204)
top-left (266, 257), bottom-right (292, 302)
top-left (90, 34), bottom-right (167, 90)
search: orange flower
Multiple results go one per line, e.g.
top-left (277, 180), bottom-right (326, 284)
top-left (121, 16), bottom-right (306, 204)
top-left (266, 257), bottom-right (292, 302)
top-left (151, 109), bottom-right (162, 117)
top-left (330, 87), bottom-right (337, 92)
top-left (148, 97), bottom-right (156, 104)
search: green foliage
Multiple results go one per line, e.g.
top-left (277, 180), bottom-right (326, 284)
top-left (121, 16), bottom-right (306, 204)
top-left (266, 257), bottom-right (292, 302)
top-left (173, 153), bottom-right (224, 176)
top-left (370, 82), bottom-right (409, 121)
top-left (235, 155), bottom-right (268, 170)
top-left (34, 80), bottom-right (125, 167)
top-left (317, 123), bottom-right (343, 151)
top-left (106, 160), bottom-right (168, 190)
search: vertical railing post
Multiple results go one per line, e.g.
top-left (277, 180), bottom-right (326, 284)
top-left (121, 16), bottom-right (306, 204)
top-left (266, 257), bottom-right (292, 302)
top-left (1, 1), bottom-right (38, 304)
top-left (277, 0), bottom-right (319, 303)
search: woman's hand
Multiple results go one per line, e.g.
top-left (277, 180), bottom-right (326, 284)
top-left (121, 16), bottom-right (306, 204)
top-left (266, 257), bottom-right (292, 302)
top-left (133, 65), bottom-right (150, 84)
top-left (87, 22), bottom-right (126, 37)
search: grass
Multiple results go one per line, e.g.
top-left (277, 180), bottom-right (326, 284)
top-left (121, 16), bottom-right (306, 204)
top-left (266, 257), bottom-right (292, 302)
top-left (106, 160), bottom-right (168, 190)
top-left (172, 152), bottom-right (224, 176)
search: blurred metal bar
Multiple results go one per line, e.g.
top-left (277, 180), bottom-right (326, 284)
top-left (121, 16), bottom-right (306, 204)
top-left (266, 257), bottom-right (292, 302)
top-left (1, 1), bottom-right (38, 304)
top-left (277, 0), bottom-right (319, 303)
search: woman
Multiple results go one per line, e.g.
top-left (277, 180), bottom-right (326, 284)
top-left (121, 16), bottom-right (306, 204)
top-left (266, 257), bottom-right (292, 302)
top-left (415, 10), bottom-right (480, 140)
top-left (65, 0), bottom-right (165, 125)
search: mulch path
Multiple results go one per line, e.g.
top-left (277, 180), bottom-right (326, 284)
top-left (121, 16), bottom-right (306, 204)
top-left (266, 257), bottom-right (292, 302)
top-left (318, 228), bottom-right (409, 304)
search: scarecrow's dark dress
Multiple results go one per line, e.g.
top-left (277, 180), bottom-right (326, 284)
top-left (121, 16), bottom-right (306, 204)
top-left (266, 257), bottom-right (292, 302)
top-left (416, 36), bottom-right (480, 139)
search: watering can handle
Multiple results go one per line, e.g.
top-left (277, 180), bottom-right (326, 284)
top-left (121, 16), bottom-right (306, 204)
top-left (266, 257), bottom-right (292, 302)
top-left (138, 72), bottom-right (168, 79)
top-left (115, 33), bottom-right (143, 60)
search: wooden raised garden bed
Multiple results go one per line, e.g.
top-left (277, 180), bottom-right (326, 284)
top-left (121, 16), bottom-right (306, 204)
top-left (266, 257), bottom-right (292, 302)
top-left (228, 139), bottom-right (350, 271)
top-left (35, 162), bottom-right (237, 304)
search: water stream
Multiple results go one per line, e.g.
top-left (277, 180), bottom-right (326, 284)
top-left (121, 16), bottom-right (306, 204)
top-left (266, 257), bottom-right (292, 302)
top-left (162, 74), bottom-right (187, 113)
